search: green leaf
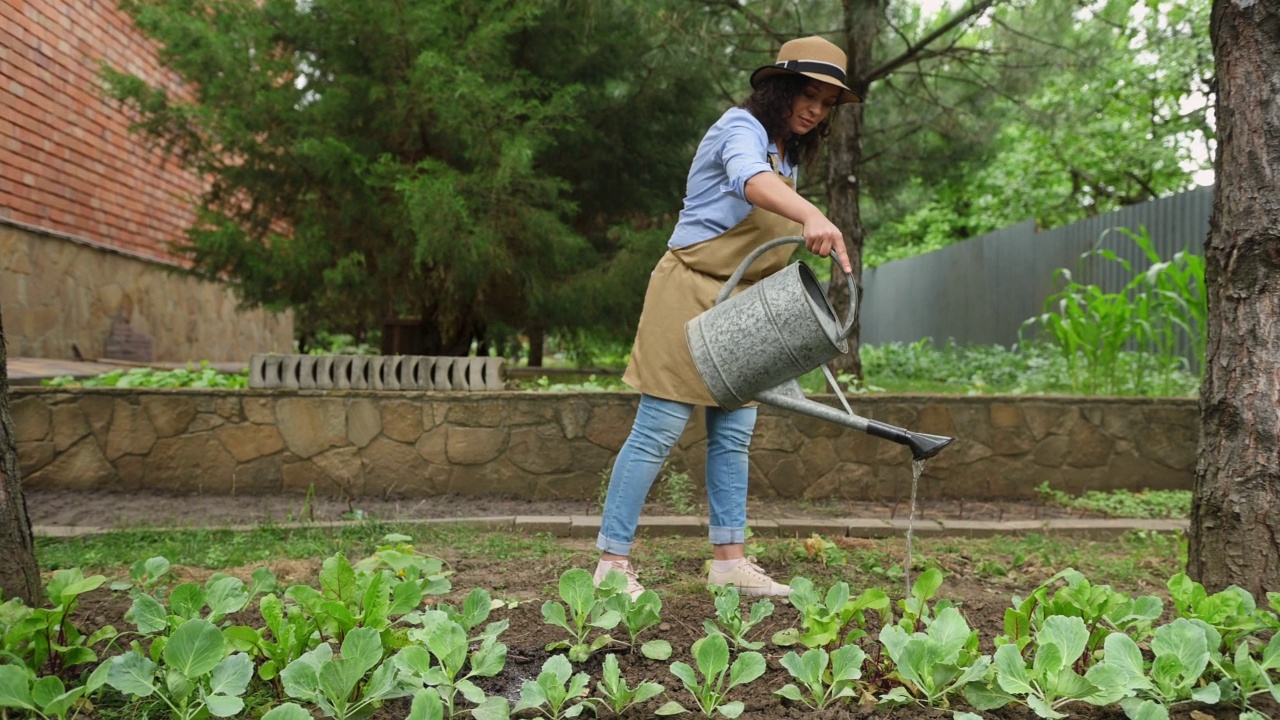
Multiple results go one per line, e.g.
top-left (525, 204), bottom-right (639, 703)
top-left (320, 553), bottom-right (358, 603)
top-left (1120, 697), bottom-right (1170, 720)
top-left (106, 651), bottom-right (159, 698)
top-left (642, 639), bottom-right (672, 660)
top-left (0, 665), bottom-right (34, 710)
top-left (469, 640), bottom-right (508, 678)
top-left (127, 592), bottom-right (169, 634)
top-left (341, 626), bottom-right (385, 676)
top-left (206, 694), bottom-right (246, 717)
top-left (408, 689), bottom-right (444, 720)
top-left (964, 681), bottom-right (1016, 710)
top-left (694, 633), bottom-right (730, 680)
top-left (208, 653), bottom-right (254, 698)
top-left (542, 600), bottom-right (571, 632)
top-left (165, 618), bottom-right (226, 679)
top-left (470, 695), bottom-right (511, 720)
top-left (993, 644), bottom-right (1034, 696)
top-left (205, 576), bottom-right (250, 620)
top-left (728, 651), bottom-right (766, 688)
top-left (773, 683), bottom-right (806, 702)
top-left (170, 583), bottom-right (207, 620)
top-left (669, 661), bottom-right (700, 694)
top-left (560, 568), bottom-right (596, 617)
top-left (40, 686), bottom-right (86, 718)
top-left (261, 702), bottom-right (313, 720)
top-left (655, 700), bottom-right (687, 715)
top-left (1027, 694), bottom-right (1068, 719)
top-left (717, 700), bottom-right (745, 718)
top-left (831, 644), bottom-right (866, 683)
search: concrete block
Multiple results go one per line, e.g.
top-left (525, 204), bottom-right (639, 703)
top-left (845, 518), bottom-right (895, 538)
top-left (939, 520), bottom-right (1043, 537)
top-left (775, 518), bottom-right (851, 538)
top-left (886, 518), bottom-right (944, 535)
top-left (425, 516), bottom-right (515, 531)
top-left (516, 515), bottom-right (572, 536)
top-left (570, 514), bottom-right (603, 539)
top-left (746, 519), bottom-right (779, 537)
top-left (637, 515), bottom-right (703, 537)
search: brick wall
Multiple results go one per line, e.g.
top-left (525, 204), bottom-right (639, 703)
top-left (0, 0), bottom-right (201, 263)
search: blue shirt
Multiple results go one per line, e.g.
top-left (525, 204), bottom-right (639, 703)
top-left (668, 108), bottom-right (798, 249)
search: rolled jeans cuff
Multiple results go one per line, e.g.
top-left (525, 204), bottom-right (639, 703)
top-left (596, 533), bottom-right (633, 556)
top-left (708, 525), bottom-right (746, 545)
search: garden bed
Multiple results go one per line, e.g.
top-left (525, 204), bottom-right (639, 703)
top-left (10, 525), bottom-right (1277, 720)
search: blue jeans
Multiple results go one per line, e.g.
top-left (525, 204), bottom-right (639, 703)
top-left (597, 394), bottom-right (757, 556)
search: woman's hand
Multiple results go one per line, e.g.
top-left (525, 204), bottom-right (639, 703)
top-left (804, 215), bottom-right (851, 274)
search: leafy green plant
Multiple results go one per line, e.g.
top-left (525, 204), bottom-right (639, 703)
top-left (971, 614), bottom-right (1144, 718)
top-left (232, 591), bottom-right (317, 687)
top-left (1092, 619), bottom-right (1221, 719)
top-left (1031, 569), bottom-right (1164, 663)
top-left (896, 567), bottom-right (950, 634)
top-left (109, 556), bottom-right (174, 594)
top-left (658, 468), bottom-right (699, 515)
top-left (430, 586), bottom-right (509, 642)
top-left (1166, 572), bottom-right (1277, 651)
top-left (1021, 227), bottom-right (1205, 396)
top-left (0, 664), bottom-right (90, 720)
top-left (393, 609), bottom-right (507, 718)
top-left (1206, 630), bottom-right (1280, 716)
top-left (43, 362), bottom-right (249, 389)
top-left (595, 652), bottom-right (665, 716)
top-left (125, 573), bottom-right (257, 637)
top-left (702, 585), bottom-right (772, 651)
top-left (656, 633), bottom-right (766, 718)
top-left (1, 569), bottom-right (116, 678)
top-left (604, 585), bottom-right (668, 659)
top-left (541, 568), bottom-right (623, 662)
top-left (514, 654), bottom-right (593, 719)
top-left (1036, 483), bottom-right (1191, 519)
top-left (771, 577), bottom-right (889, 651)
top-left (774, 644), bottom-right (866, 710)
top-left (791, 534), bottom-right (848, 567)
top-left (280, 625), bottom-right (409, 719)
top-left (105, 617), bottom-right (255, 719)
top-left (878, 606), bottom-right (988, 708)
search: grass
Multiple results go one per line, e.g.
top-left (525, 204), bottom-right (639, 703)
top-left (36, 521), bottom-right (1187, 596)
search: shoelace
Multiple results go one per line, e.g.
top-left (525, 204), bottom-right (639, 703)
top-left (736, 557), bottom-right (775, 585)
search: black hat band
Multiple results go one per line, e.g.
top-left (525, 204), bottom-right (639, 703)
top-left (775, 59), bottom-right (847, 84)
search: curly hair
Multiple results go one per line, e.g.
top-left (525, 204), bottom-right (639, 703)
top-left (739, 73), bottom-right (836, 168)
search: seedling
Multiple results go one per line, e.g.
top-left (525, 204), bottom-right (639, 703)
top-left (702, 585), bottom-right (772, 651)
top-left (393, 610), bottom-right (507, 718)
top-left (542, 568), bottom-right (623, 662)
top-left (773, 644), bottom-right (866, 710)
top-left (656, 633), bottom-right (766, 718)
top-left (878, 606), bottom-right (989, 708)
top-left (772, 577), bottom-right (889, 650)
top-left (280, 626), bottom-right (410, 720)
top-left (514, 654), bottom-right (593, 719)
top-left (0, 665), bottom-right (89, 720)
top-left (595, 652), bottom-right (665, 716)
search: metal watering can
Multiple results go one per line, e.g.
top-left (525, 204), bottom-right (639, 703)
top-left (685, 236), bottom-right (955, 460)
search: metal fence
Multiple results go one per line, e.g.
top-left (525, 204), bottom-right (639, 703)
top-left (860, 185), bottom-right (1214, 359)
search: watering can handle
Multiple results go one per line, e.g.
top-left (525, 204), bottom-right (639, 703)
top-left (715, 236), bottom-right (858, 339)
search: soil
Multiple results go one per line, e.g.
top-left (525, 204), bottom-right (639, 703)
top-left (57, 548), bottom-right (1276, 720)
top-left (25, 490), bottom-right (1105, 530)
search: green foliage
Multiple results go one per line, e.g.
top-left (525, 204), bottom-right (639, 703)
top-left (0, 665), bottom-right (89, 720)
top-left (878, 606), bottom-right (988, 708)
top-left (394, 610), bottom-right (508, 719)
top-left (657, 469), bottom-right (700, 516)
top-left (106, 618), bottom-right (255, 719)
top-left (541, 568), bottom-right (622, 662)
top-left (42, 363), bottom-right (247, 389)
top-left (604, 587), bottom-right (663, 650)
top-left (103, 0), bottom-right (716, 348)
top-left (702, 585), bottom-right (773, 652)
top-left (1037, 483), bottom-right (1192, 519)
top-left (771, 577), bottom-right (889, 651)
top-left (1022, 227), bottom-right (1206, 396)
top-left (595, 652), bottom-right (665, 716)
top-left (657, 633), bottom-right (766, 718)
top-left (514, 654), bottom-right (592, 719)
top-left (280, 626), bottom-right (408, 720)
top-left (1, 569), bottom-right (116, 678)
top-left (774, 645), bottom-right (866, 710)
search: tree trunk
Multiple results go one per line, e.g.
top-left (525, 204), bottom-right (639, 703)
top-left (826, 0), bottom-right (880, 380)
top-left (1187, 0), bottom-right (1280, 597)
top-left (0, 301), bottom-right (43, 606)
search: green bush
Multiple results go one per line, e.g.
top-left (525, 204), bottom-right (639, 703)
top-left (42, 362), bottom-right (248, 389)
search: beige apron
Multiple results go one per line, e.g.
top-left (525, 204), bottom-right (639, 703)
top-left (623, 156), bottom-right (803, 406)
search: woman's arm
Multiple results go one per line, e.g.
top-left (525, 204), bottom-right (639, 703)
top-left (744, 171), bottom-right (851, 273)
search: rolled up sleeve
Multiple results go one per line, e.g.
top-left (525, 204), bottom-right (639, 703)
top-left (717, 112), bottom-right (773, 202)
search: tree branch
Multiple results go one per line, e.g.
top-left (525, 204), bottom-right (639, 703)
top-left (863, 0), bottom-right (998, 84)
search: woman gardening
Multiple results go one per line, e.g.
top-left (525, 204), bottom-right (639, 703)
top-left (593, 36), bottom-right (858, 599)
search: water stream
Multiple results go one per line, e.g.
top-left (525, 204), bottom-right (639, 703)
top-left (904, 458), bottom-right (926, 596)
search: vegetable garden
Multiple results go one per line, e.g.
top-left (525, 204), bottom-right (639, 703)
top-left (3, 529), bottom-right (1277, 720)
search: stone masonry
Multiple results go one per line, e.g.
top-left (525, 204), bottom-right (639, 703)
top-left (12, 388), bottom-right (1197, 501)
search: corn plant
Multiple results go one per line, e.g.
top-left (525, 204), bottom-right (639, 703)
top-left (702, 584), bottom-right (772, 651)
top-left (656, 633), bottom-right (766, 718)
top-left (773, 644), bottom-right (866, 710)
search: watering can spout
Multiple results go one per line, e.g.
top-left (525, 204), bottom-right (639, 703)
top-left (756, 380), bottom-right (955, 461)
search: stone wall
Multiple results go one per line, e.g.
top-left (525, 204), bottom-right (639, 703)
top-left (11, 388), bottom-right (1197, 500)
top-left (1, 225), bottom-right (293, 362)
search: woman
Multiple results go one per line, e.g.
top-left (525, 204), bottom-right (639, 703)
top-left (594, 36), bottom-right (858, 599)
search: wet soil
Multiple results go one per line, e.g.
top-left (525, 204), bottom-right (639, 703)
top-left (58, 550), bottom-right (1275, 720)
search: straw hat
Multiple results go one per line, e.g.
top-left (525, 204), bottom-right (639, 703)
top-left (750, 36), bottom-right (860, 104)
